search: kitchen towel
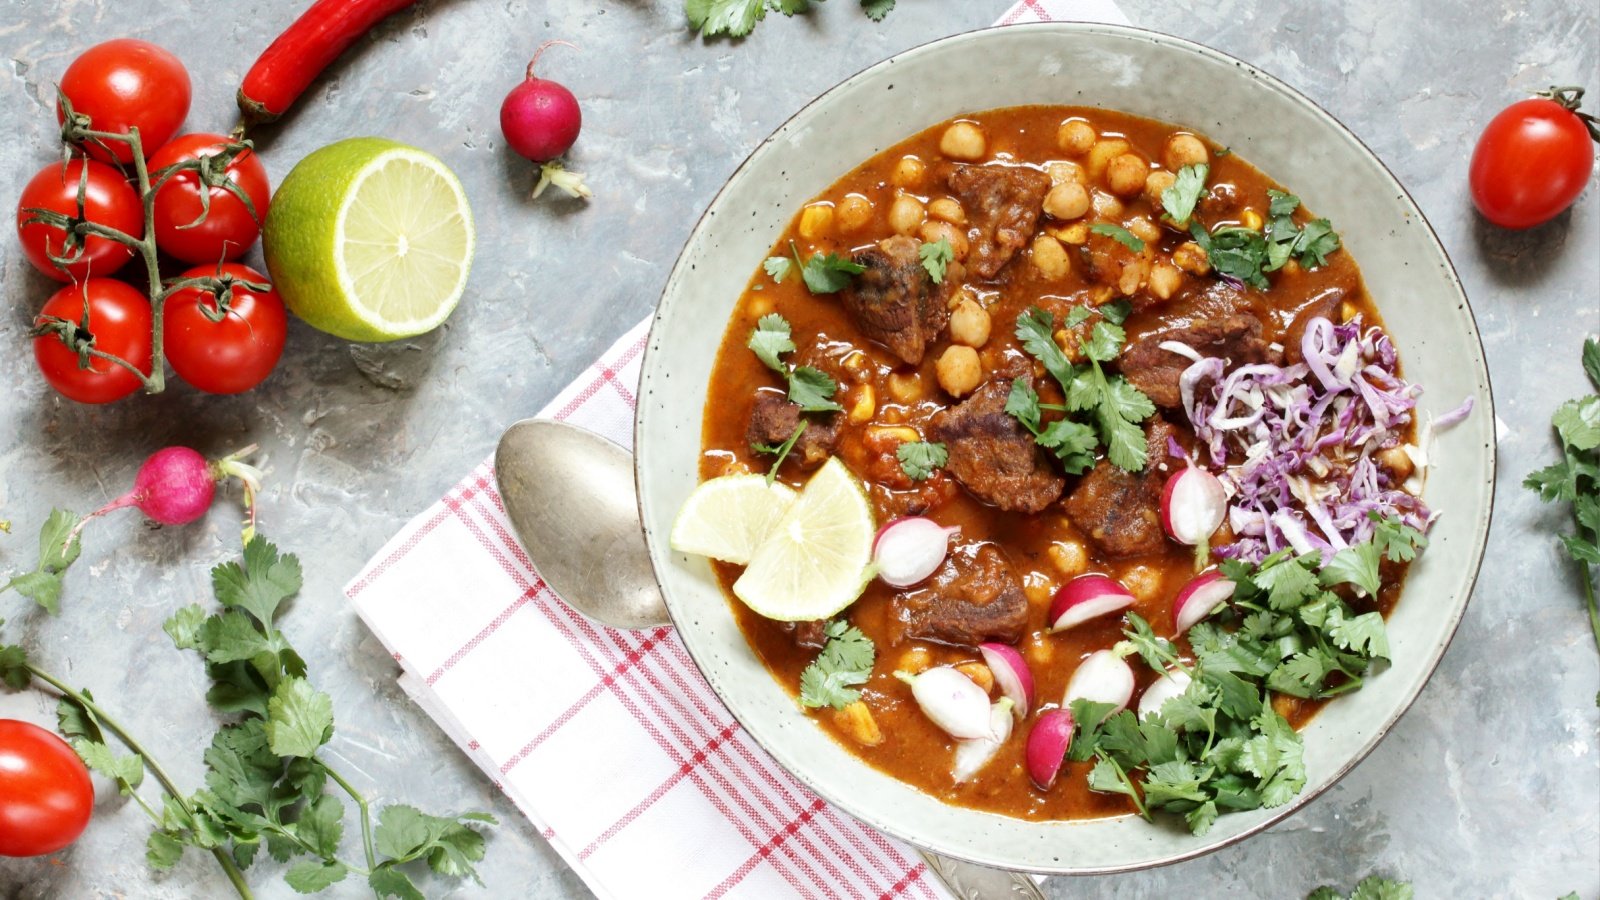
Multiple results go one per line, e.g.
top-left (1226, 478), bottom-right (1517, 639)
top-left (345, 2), bottom-right (1128, 898)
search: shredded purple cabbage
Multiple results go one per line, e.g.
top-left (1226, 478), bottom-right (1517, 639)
top-left (1180, 315), bottom-right (1433, 563)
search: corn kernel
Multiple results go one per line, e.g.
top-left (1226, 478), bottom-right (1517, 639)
top-left (1059, 222), bottom-right (1090, 244)
top-left (1339, 301), bottom-right (1359, 322)
top-left (832, 701), bottom-right (884, 747)
top-left (1172, 241), bottom-right (1211, 275)
top-left (955, 661), bottom-right (995, 694)
top-left (1022, 571), bottom-right (1056, 606)
top-left (799, 204), bottom-right (834, 239)
top-left (849, 384), bottom-right (876, 424)
top-left (886, 371), bottom-right (923, 404)
top-left (869, 425), bottom-right (921, 444)
top-left (1240, 208), bottom-right (1263, 231)
top-left (898, 645), bottom-right (932, 674)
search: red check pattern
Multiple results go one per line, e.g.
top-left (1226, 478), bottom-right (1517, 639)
top-left (346, 5), bottom-right (1127, 897)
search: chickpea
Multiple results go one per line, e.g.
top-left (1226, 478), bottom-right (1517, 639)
top-left (892, 155), bottom-right (926, 188)
top-left (1047, 161), bottom-right (1087, 186)
top-left (798, 203), bottom-right (834, 240)
top-left (1118, 257), bottom-right (1150, 296)
top-left (1022, 571), bottom-right (1056, 607)
top-left (1057, 118), bottom-right (1097, 156)
top-left (936, 345), bottom-right (982, 397)
top-left (1084, 138), bottom-right (1131, 179)
top-left (949, 299), bottom-right (991, 348)
top-left (1091, 190), bottom-right (1125, 220)
top-left (836, 194), bottom-right (874, 232)
top-left (919, 220), bottom-right (969, 260)
top-left (928, 197), bottom-right (966, 225)
top-left (1148, 262), bottom-right (1183, 300)
top-left (1025, 635), bottom-right (1055, 667)
top-left (1173, 240), bottom-right (1211, 275)
top-left (1043, 181), bottom-right (1091, 220)
top-left (1106, 153), bottom-right (1150, 197)
top-left (940, 121), bottom-right (988, 161)
top-left (1377, 445), bottom-right (1415, 481)
top-left (1031, 234), bottom-right (1071, 280)
top-left (886, 371), bottom-right (924, 404)
top-left (898, 645), bottom-right (933, 674)
top-left (888, 194), bottom-right (927, 236)
top-left (1048, 540), bottom-right (1088, 578)
top-left (955, 661), bottom-right (995, 694)
top-left (1144, 169), bottom-right (1177, 210)
top-left (1123, 564), bottom-right (1163, 604)
top-left (1128, 216), bottom-right (1161, 245)
top-left (1164, 133), bottom-right (1209, 171)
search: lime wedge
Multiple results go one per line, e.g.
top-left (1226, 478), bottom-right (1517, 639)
top-left (262, 137), bottom-right (475, 342)
top-left (733, 458), bottom-right (876, 622)
top-left (670, 475), bottom-right (798, 565)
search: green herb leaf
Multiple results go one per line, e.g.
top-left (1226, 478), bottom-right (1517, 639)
top-left (787, 366), bottom-right (843, 412)
top-left (800, 252), bottom-right (866, 294)
top-left (212, 537), bottom-right (302, 628)
top-left (1063, 306), bottom-right (1094, 328)
top-left (1369, 512), bottom-right (1427, 563)
top-left (1320, 542), bottom-right (1381, 598)
top-left (1090, 222), bottom-right (1146, 253)
top-left (918, 237), bottom-right (955, 283)
top-left (1192, 223), bottom-right (1270, 290)
top-left (1582, 337), bottom-right (1600, 390)
top-left (72, 737), bottom-right (146, 792)
top-left (1553, 395), bottom-right (1600, 451)
top-left (1161, 163), bottom-right (1209, 227)
top-left (163, 604), bottom-right (209, 651)
top-left (860, 0), bottom-right (895, 21)
top-left (897, 441), bottom-right (948, 481)
top-left (799, 620), bottom-right (875, 709)
top-left (296, 794), bottom-right (345, 858)
top-left (747, 313), bottom-right (796, 372)
top-left (762, 256), bottom-right (792, 283)
top-left (1005, 378), bottom-right (1042, 433)
top-left (265, 677), bottom-right (334, 758)
top-left (1036, 418), bottom-right (1099, 475)
top-left (685, 0), bottom-right (766, 37)
top-left (1083, 321), bottom-right (1124, 363)
top-left (146, 831), bottom-right (186, 870)
top-left (3, 509), bottom-right (84, 614)
top-left (369, 866), bottom-right (426, 900)
top-left (0, 644), bottom-right (29, 690)
top-left (752, 421), bottom-right (807, 486)
top-left (1098, 299), bottom-right (1133, 326)
top-left (1014, 307), bottom-right (1076, 386)
top-left (285, 860), bottom-right (349, 893)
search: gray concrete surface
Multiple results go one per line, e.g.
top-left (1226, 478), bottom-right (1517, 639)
top-left (1, 0), bottom-right (1596, 897)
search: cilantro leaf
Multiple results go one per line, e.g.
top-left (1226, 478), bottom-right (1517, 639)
top-left (1005, 378), bottom-right (1042, 433)
top-left (2, 509), bottom-right (84, 614)
top-left (1037, 418), bottom-right (1099, 475)
top-left (212, 537), bottom-right (302, 627)
top-left (146, 831), bottom-right (186, 869)
top-left (265, 677), bottom-right (334, 758)
top-left (685, 0), bottom-right (766, 37)
top-left (799, 252), bottom-right (865, 294)
top-left (1370, 512), bottom-right (1427, 563)
top-left (860, 0), bottom-right (895, 21)
top-left (897, 441), bottom-right (947, 481)
top-left (1192, 223), bottom-right (1270, 290)
top-left (1062, 306), bottom-right (1094, 328)
top-left (1320, 542), bottom-right (1381, 597)
top-left (1090, 222), bottom-right (1146, 253)
top-left (747, 313), bottom-right (795, 372)
top-left (1294, 218), bottom-right (1341, 268)
top-left (1014, 307), bottom-right (1075, 386)
top-left (286, 860), bottom-right (349, 893)
top-left (1310, 876), bottom-right (1415, 900)
top-left (918, 237), bottom-right (954, 283)
top-left (1161, 163), bottom-right (1208, 227)
top-left (0, 643), bottom-right (28, 690)
top-left (1330, 610), bottom-right (1389, 659)
top-left (799, 620), bottom-right (875, 709)
top-left (787, 365), bottom-right (843, 412)
top-left (1012, 307), bottom-right (1153, 472)
top-left (1083, 320), bottom-right (1124, 363)
top-left (1553, 395), bottom-right (1600, 451)
top-left (369, 867), bottom-right (425, 900)
top-left (762, 256), bottom-right (792, 284)
top-left (752, 421), bottom-right (807, 486)
top-left (1098, 298), bottom-right (1133, 326)
top-left (1583, 337), bottom-right (1600, 390)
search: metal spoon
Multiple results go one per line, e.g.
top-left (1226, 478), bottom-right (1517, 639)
top-left (493, 418), bottom-right (1045, 900)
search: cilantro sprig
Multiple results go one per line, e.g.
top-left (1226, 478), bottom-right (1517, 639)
top-left (1090, 222), bottom-right (1146, 253)
top-left (896, 440), bottom-right (948, 481)
top-left (1010, 307), bottom-right (1155, 471)
top-left (918, 237), bottom-right (955, 284)
top-left (1307, 876), bottom-right (1414, 900)
top-left (1161, 163), bottom-right (1209, 227)
top-left (747, 313), bottom-right (843, 413)
top-left (1190, 190), bottom-right (1342, 290)
top-left (763, 241), bottom-right (865, 294)
top-left (1525, 338), bottom-right (1600, 694)
top-left (688, 0), bottom-right (895, 38)
top-left (753, 421), bottom-right (808, 486)
top-left (0, 508), bottom-right (83, 614)
top-left (799, 620), bottom-right (875, 709)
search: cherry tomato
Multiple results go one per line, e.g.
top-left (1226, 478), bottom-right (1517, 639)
top-left (164, 263), bottom-right (288, 394)
top-left (149, 134), bottom-right (273, 264)
top-left (15, 160), bottom-right (143, 283)
top-left (1469, 86), bottom-right (1599, 229)
top-left (0, 720), bottom-right (94, 858)
top-left (56, 38), bottom-right (191, 165)
top-left (34, 278), bottom-right (153, 404)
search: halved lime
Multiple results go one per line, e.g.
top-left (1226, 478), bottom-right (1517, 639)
top-left (733, 458), bottom-right (876, 622)
top-left (670, 475), bottom-right (798, 565)
top-left (262, 137), bottom-right (475, 342)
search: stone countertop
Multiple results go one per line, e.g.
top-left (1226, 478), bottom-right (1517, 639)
top-left (1, 0), bottom-right (1596, 897)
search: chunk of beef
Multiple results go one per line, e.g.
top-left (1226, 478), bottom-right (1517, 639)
top-left (781, 620), bottom-right (828, 650)
top-left (929, 376), bottom-right (1066, 513)
top-left (1119, 315), bottom-right (1277, 409)
top-left (895, 543), bottom-right (1028, 647)
top-left (947, 164), bottom-right (1051, 279)
top-left (746, 390), bottom-right (838, 469)
top-left (1282, 286), bottom-right (1345, 365)
top-left (839, 236), bottom-right (953, 365)
top-left (1063, 417), bottom-right (1177, 558)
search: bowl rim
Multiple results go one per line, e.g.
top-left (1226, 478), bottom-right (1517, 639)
top-left (633, 19), bottom-right (1497, 874)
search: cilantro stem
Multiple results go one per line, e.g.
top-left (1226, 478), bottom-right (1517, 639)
top-left (1579, 561), bottom-right (1600, 659)
top-left (320, 760), bottom-right (378, 873)
top-left (22, 662), bottom-right (255, 900)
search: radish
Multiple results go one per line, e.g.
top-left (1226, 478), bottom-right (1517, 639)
top-left (1063, 650), bottom-right (1135, 716)
top-left (873, 517), bottom-right (958, 588)
top-left (65, 445), bottom-right (264, 547)
top-left (1048, 574), bottom-right (1136, 632)
top-left (1025, 708), bottom-right (1075, 790)
top-left (977, 642), bottom-right (1034, 717)
top-left (951, 698), bottom-right (1014, 782)
top-left (894, 666), bottom-right (993, 740)
top-left (500, 40), bottom-right (591, 200)
top-left (1171, 569), bottom-right (1236, 635)
top-left (1137, 668), bottom-right (1193, 721)
top-left (1162, 464), bottom-right (1228, 566)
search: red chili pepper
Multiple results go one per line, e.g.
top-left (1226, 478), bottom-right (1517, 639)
top-left (237, 0), bottom-right (419, 125)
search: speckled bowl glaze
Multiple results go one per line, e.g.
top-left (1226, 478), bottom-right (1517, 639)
top-left (634, 23), bottom-right (1495, 874)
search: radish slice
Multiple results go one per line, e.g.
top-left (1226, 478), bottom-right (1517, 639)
top-left (1171, 569), bottom-right (1236, 634)
top-left (1063, 650), bottom-right (1135, 716)
top-left (1025, 708), bottom-right (1076, 790)
top-left (1047, 574), bottom-right (1136, 632)
top-left (952, 699), bottom-right (1014, 782)
top-left (977, 643), bottom-right (1034, 717)
top-left (1161, 465), bottom-right (1228, 546)
top-left (873, 517), bottom-right (959, 588)
top-left (1137, 669), bottom-right (1193, 721)
top-left (895, 667), bottom-right (992, 740)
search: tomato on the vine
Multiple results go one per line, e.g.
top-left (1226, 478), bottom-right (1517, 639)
top-left (164, 263), bottom-right (288, 394)
top-left (1470, 86), bottom-right (1599, 229)
top-left (16, 160), bottom-right (143, 282)
top-left (149, 134), bottom-right (272, 264)
top-left (56, 38), bottom-right (191, 165)
top-left (33, 278), bottom-right (153, 404)
top-left (0, 719), bottom-right (94, 858)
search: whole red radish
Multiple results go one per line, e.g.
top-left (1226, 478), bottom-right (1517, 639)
top-left (500, 41), bottom-right (591, 199)
top-left (67, 446), bottom-right (265, 548)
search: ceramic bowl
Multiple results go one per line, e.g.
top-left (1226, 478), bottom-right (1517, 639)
top-left (634, 22), bottom-right (1494, 873)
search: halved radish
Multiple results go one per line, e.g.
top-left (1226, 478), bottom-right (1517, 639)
top-left (1171, 569), bottom-right (1236, 634)
top-left (894, 666), bottom-right (992, 740)
top-left (1047, 574), bottom-right (1135, 632)
top-left (952, 699), bottom-right (1014, 782)
top-left (1137, 668), bottom-right (1192, 721)
top-left (1063, 650), bottom-right (1135, 716)
top-left (1161, 465), bottom-right (1228, 546)
top-left (1025, 708), bottom-right (1075, 790)
top-left (978, 643), bottom-right (1034, 717)
top-left (873, 517), bottom-right (959, 587)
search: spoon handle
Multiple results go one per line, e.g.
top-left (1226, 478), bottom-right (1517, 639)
top-left (919, 850), bottom-right (1047, 899)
